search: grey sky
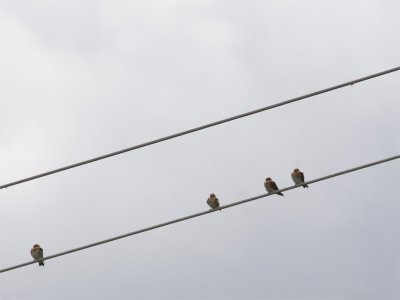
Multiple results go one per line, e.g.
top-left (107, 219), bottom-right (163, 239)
top-left (0, 1), bottom-right (399, 299)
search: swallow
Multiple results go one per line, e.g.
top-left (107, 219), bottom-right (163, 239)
top-left (31, 244), bottom-right (44, 266)
top-left (291, 168), bottom-right (308, 188)
top-left (207, 193), bottom-right (221, 211)
top-left (264, 177), bottom-right (284, 196)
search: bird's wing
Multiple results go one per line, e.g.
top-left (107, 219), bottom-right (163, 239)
top-left (271, 181), bottom-right (279, 191)
top-left (300, 172), bottom-right (305, 182)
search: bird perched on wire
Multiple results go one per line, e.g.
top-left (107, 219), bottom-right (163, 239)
top-left (291, 168), bottom-right (308, 188)
top-left (207, 193), bottom-right (221, 211)
top-left (31, 244), bottom-right (44, 266)
top-left (264, 177), bottom-right (284, 196)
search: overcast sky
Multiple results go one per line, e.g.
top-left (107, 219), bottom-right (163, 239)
top-left (0, 1), bottom-right (399, 299)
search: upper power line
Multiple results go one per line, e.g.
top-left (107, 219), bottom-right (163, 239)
top-left (1, 154), bottom-right (398, 273)
top-left (1, 67), bottom-right (399, 190)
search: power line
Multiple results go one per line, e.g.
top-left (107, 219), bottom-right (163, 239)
top-left (1, 67), bottom-right (399, 190)
top-left (1, 154), bottom-right (398, 274)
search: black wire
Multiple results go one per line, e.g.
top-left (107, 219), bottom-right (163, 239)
top-left (1, 154), bottom-right (398, 273)
top-left (1, 67), bottom-right (398, 190)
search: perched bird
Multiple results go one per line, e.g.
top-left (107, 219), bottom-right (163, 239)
top-left (264, 177), bottom-right (284, 196)
top-left (291, 168), bottom-right (308, 188)
top-left (207, 193), bottom-right (221, 211)
top-left (31, 244), bottom-right (44, 266)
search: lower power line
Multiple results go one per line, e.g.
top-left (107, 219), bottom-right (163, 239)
top-left (0, 154), bottom-right (399, 273)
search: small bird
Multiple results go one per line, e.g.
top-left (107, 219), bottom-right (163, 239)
top-left (264, 177), bottom-right (284, 196)
top-left (207, 193), bottom-right (221, 211)
top-left (31, 244), bottom-right (44, 266)
top-left (291, 168), bottom-right (308, 188)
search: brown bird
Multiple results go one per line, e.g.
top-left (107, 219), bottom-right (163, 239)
top-left (207, 193), bottom-right (221, 211)
top-left (291, 168), bottom-right (308, 188)
top-left (264, 177), bottom-right (284, 196)
top-left (31, 244), bottom-right (44, 266)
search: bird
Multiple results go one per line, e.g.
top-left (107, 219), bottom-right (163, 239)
top-left (31, 244), bottom-right (44, 266)
top-left (264, 177), bottom-right (284, 196)
top-left (207, 193), bottom-right (221, 211)
top-left (291, 168), bottom-right (308, 188)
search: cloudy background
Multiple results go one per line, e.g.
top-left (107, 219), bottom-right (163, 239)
top-left (0, 1), bottom-right (399, 299)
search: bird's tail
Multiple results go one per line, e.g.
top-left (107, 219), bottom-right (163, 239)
top-left (39, 261), bottom-right (44, 267)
